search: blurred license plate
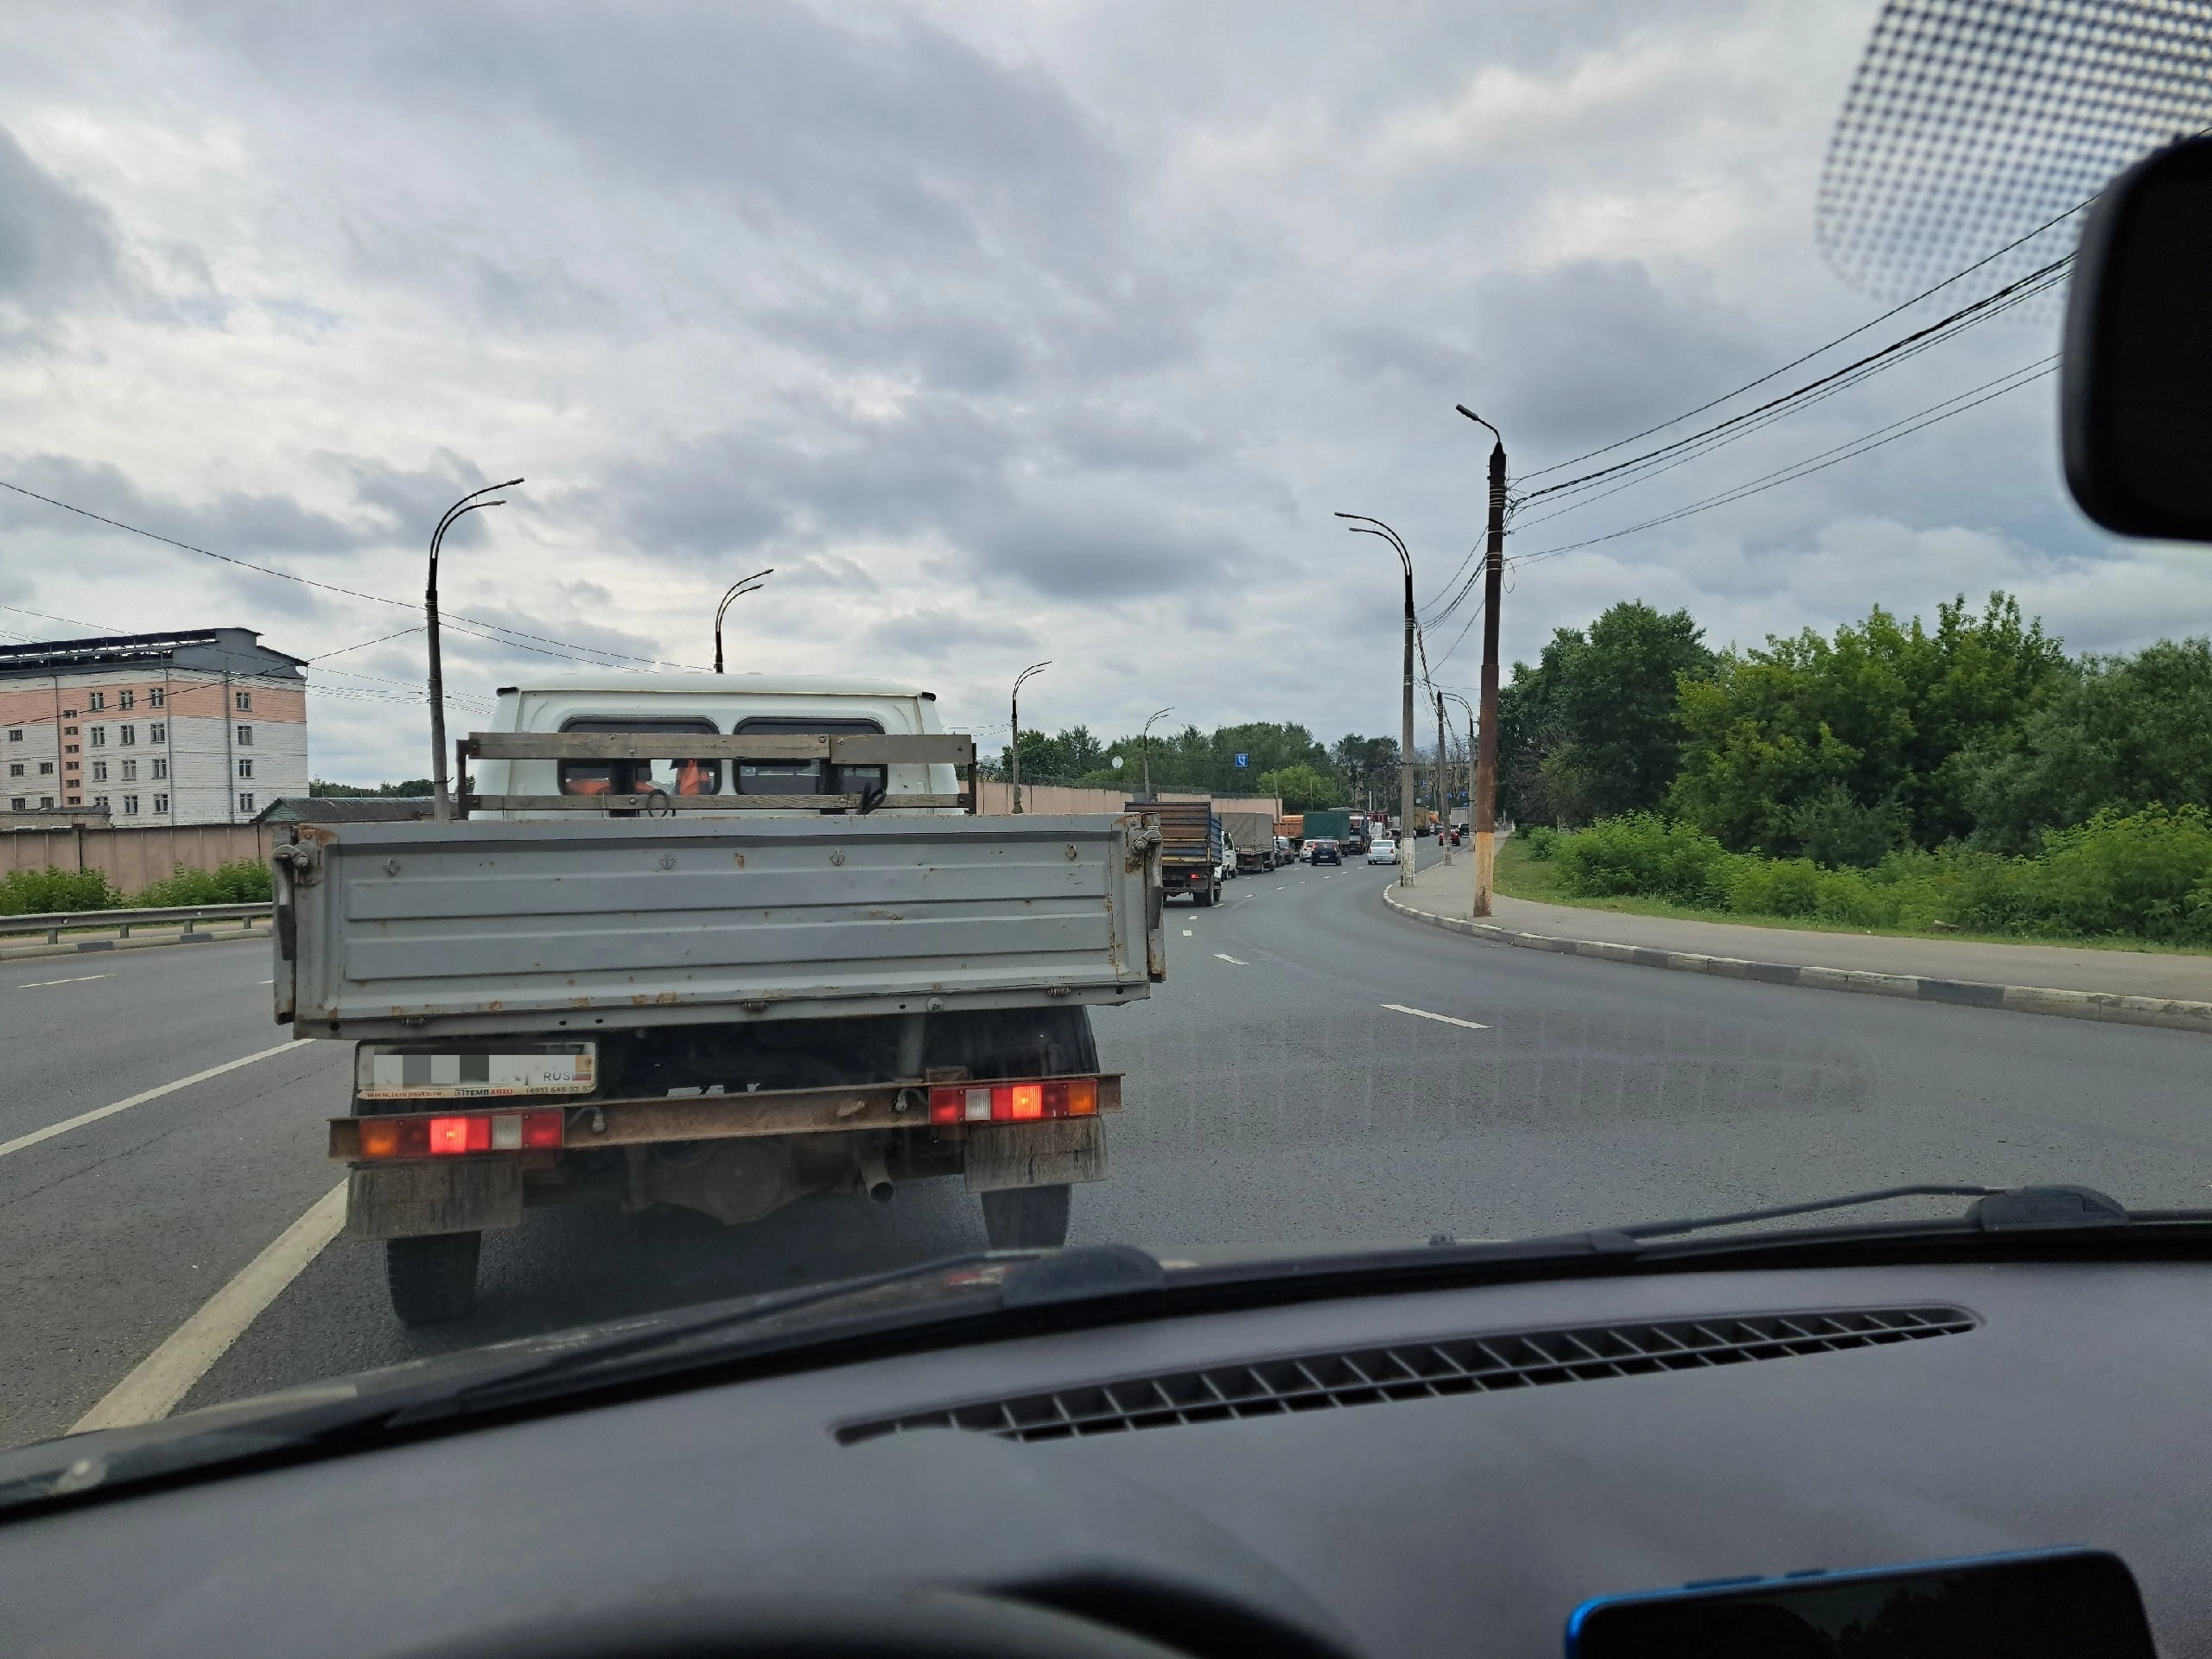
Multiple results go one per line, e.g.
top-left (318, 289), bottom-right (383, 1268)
top-left (358, 1044), bottom-right (597, 1100)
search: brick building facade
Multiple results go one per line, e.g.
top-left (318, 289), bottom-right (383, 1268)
top-left (0, 629), bottom-right (308, 826)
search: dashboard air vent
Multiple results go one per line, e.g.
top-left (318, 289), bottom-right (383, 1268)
top-left (836, 1305), bottom-right (1976, 1446)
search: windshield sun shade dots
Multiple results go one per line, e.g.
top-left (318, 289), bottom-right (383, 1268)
top-left (1820, 0), bottom-right (2212, 304)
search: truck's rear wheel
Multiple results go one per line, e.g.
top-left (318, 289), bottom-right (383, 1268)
top-left (981, 1184), bottom-right (1071, 1249)
top-left (1193, 882), bottom-right (1215, 907)
top-left (386, 1231), bottom-right (480, 1325)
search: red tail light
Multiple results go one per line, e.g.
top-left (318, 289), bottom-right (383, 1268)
top-left (925, 1077), bottom-right (1102, 1125)
top-left (359, 1109), bottom-right (563, 1159)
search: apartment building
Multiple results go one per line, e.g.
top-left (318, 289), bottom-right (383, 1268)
top-left (0, 628), bottom-right (308, 825)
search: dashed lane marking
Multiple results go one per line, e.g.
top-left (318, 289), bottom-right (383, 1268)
top-left (1382, 1002), bottom-right (1490, 1032)
top-left (73, 1181), bottom-right (347, 1432)
top-left (16, 974), bottom-right (113, 989)
top-left (1215, 953), bottom-right (1249, 965)
top-left (1182, 929), bottom-right (1193, 937)
top-left (0, 1041), bottom-right (298, 1161)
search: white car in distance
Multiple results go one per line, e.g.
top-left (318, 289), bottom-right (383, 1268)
top-left (1366, 837), bottom-right (1400, 865)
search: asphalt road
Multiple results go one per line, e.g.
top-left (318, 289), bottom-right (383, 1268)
top-left (7, 855), bottom-right (2212, 1451)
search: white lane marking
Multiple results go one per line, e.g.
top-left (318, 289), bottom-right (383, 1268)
top-left (1181, 929), bottom-right (1193, 937)
top-left (1215, 952), bottom-right (1249, 965)
top-left (257, 978), bottom-right (274, 985)
top-left (73, 1181), bottom-right (347, 1433)
top-left (0, 1041), bottom-right (297, 1161)
top-left (1383, 1002), bottom-right (1490, 1031)
top-left (16, 974), bottom-right (113, 989)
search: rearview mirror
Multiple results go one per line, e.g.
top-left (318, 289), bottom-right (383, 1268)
top-left (2062, 136), bottom-right (2212, 540)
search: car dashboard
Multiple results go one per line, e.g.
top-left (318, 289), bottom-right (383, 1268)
top-left (3, 1258), bottom-right (2209, 1658)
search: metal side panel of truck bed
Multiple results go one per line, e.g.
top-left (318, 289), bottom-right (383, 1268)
top-left (277, 813), bottom-right (1164, 1040)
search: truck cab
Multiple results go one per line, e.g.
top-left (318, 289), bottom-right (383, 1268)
top-left (471, 674), bottom-right (966, 818)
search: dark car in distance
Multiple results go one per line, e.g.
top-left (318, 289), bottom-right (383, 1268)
top-left (1308, 837), bottom-right (1342, 865)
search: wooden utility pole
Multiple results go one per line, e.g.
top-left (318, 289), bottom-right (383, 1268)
top-left (1456, 407), bottom-right (1505, 915)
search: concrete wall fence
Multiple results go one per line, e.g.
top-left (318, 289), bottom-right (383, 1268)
top-left (976, 782), bottom-right (1282, 817)
top-left (0, 823), bottom-right (276, 893)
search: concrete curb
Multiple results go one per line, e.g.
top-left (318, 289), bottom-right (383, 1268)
top-left (1381, 883), bottom-right (2212, 1036)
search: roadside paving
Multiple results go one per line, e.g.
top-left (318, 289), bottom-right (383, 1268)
top-left (1390, 852), bottom-right (2212, 1002)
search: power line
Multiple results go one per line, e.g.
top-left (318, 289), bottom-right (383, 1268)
top-left (0, 476), bottom-right (704, 671)
top-left (1507, 354), bottom-right (2057, 572)
top-left (1518, 254), bottom-right (2071, 506)
top-left (1513, 192), bottom-right (2095, 488)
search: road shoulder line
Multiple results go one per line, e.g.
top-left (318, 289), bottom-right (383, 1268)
top-left (0, 1041), bottom-right (300, 1160)
top-left (1379, 884), bottom-right (2212, 1036)
top-left (72, 1182), bottom-right (349, 1433)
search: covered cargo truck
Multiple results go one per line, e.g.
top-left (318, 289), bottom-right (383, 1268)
top-left (1128, 798), bottom-right (1218, 906)
top-left (1221, 810), bottom-right (1279, 874)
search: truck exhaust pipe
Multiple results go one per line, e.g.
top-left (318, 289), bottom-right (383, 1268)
top-left (858, 1145), bottom-right (894, 1204)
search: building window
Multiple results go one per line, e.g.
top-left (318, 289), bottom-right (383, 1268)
top-left (119, 724), bottom-right (135, 746)
top-left (118, 690), bottom-right (135, 710)
top-left (237, 758), bottom-right (253, 779)
top-left (9, 798), bottom-right (21, 810)
top-left (89, 691), bottom-right (106, 710)
top-left (152, 792), bottom-right (168, 813)
top-left (151, 758), bottom-right (168, 780)
top-left (236, 724), bottom-right (254, 745)
top-left (64, 760), bottom-right (78, 772)
top-left (235, 690), bottom-right (251, 712)
top-left (62, 725), bottom-right (77, 736)
top-left (60, 709), bottom-right (76, 719)
top-left (89, 726), bottom-right (105, 747)
top-left (6, 764), bottom-right (17, 779)
top-left (64, 744), bottom-right (78, 754)
top-left (149, 721), bottom-right (166, 743)
top-left (149, 687), bottom-right (165, 709)
top-left (123, 795), bottom-right (139, 815)
top-left (38, 761), bottom-right (54, 776)
top-left (238, 791), bottom-right (255, 813)
top-left (92, 760), bottom-right (108, 782)
top-left (66, 794), bottom-right (79, 804)
top-left (92, 795), bottom-right (109, 809)
top-left (5, 728), bottom-right (17, 742)
top-left (121, 759), bottom-right (137, 781)
top-left (39, 795), bottom-right (53, 808)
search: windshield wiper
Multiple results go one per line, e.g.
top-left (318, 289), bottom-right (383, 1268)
top-left (1579, 1181), bottom-right (2132, 1244)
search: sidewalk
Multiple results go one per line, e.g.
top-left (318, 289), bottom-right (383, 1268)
top-left (1385, 854), bottom-right (2212, 1033)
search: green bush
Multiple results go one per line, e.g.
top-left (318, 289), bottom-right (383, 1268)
top-left (1541, 806), bottom-right (2212, 944)
top-left (0, 867), bottom-right (121, 915)
top-left (1553, 813), bottom-right (1734, 906)
top-left (130, 859), bottom-right (275, 907)
top-left (1521, 823), bottom-right (1560, 861)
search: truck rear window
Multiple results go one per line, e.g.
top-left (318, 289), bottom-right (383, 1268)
top-left (556, 717), bottom-right (721, 801)
top-left (734, 716), bottom-right (886, 798)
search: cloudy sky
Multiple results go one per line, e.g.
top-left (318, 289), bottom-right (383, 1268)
top-left (3, 0), bottom-right (2203, 783)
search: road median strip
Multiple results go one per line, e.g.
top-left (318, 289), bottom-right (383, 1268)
top-left (1380, 884), bottom-right (2212, 1035)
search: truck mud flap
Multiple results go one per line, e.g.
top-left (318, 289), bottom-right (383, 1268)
top-left (346, 1159), bottom-right (524, 1240)
top-left (963, 1119), bottom-right (1107, 1192)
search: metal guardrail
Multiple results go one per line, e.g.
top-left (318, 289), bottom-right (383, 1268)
top-left (0, 901), bottom-right (271, 945)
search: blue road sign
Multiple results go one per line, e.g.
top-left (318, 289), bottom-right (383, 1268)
top-left (1234, 753), bottom-right (1249, 767)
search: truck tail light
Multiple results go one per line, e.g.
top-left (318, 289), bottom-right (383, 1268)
top-left (925, 1077), bottom-right (1101, 1125)
top-left (357, 1109), bottom-right (563, 1159)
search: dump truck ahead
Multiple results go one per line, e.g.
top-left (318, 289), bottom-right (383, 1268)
top-left (1127, 797), bottom-right (1217, 906)
top-left (276, 675), bottom-right (1165, 1324)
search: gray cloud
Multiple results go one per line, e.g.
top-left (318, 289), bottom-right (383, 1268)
top-left (0, 126), bottom-right (122, 311)
top-left (1471, 257), bottom-right (1766, 452)
top-left (0, 453), bottom-right (378, 557)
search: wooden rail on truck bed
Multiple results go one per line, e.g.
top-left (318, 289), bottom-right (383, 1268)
top-left (457, 731), bottom-right (977, 817)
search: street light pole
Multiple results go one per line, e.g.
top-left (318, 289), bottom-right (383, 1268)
top-left (1140, 707), bottom-right (1173, 800)
top-left (1456, 405), bottom-right (1507, 916)
top-left (427, 479), bottom-right (523, 822)
top-left (713, 569), bottom-right (773, 673)
top-left (1334, 512), bottom-right (1417, 888)
top-left (1010, 661), bottom-right (1050, 813)
top-left (1433, 686), bottom-right (1453, 864)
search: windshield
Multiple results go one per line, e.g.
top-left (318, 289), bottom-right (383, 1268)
top-left (7, 0), bottom-right (2212, 1464)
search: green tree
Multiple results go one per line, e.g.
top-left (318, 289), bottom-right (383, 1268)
top-left (1669, 593), bottom-right (2064, 859)
top-left (1958, 638), bottom-right (2212, 851)
top-left (1254, 764), bottom-right (1343, 811)
top-left (1496, 601), bottom-right (1715, 826)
